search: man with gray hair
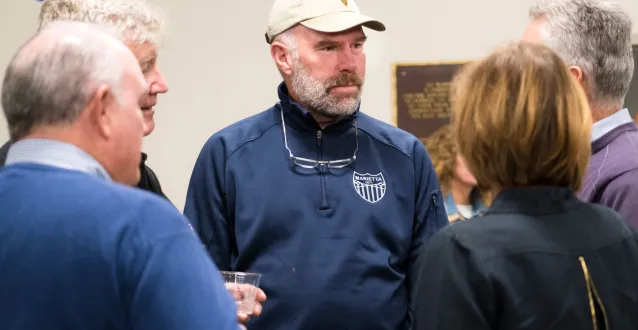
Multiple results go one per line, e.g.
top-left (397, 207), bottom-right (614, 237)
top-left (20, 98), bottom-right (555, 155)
top-left (0, 0), bottom-right (170, 199)
top-left (522, 0), bottom-right (638, 228)
top-left (0, 21), bottom-right (240, 330)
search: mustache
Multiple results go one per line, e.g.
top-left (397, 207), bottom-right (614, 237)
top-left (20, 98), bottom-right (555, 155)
top-left (325, 73), bottom-right (363, 90)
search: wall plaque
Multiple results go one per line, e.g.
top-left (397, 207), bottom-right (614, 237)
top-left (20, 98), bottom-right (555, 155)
top-left (392, 61), bottom-right (468, 144)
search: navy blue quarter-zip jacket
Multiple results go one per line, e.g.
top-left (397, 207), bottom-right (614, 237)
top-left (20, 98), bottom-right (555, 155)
top-left (184, 82), bottom-right (449, 330)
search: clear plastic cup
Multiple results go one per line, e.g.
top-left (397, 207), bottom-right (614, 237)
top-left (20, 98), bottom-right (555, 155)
top-left (220, 271), bottom-right (262, 314)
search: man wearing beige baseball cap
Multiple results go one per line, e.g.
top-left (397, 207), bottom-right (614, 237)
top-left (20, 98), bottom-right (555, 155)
top-left (264, 0), bottom-right (386, 43)
top-left (184, 0), bottom-right (449, 329)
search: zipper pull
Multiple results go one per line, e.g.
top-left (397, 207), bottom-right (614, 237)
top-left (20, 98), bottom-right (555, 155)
top-left (317, 130), bottom-right (323, 146)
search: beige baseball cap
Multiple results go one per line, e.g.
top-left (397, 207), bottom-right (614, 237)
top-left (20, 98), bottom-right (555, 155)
top-left (265, 0), bottom-right (386, 43)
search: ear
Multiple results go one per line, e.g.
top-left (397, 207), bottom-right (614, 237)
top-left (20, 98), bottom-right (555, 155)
top-left (86, 85), bottom-right (116, 139)
top-left (568, 66), bottom-right (584, 84)
top-left (271, 42), bottom-right (294, 76)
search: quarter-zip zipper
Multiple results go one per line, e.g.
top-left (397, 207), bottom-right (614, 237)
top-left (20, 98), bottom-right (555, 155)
top-left (317, 130), bottom-right (329, 210)
top-left (578, 256), bottom-right (609, 330)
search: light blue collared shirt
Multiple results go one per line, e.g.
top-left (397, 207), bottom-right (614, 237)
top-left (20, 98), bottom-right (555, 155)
top-left (443, 192), bottom-right (485, 222)
top-left (5, 138), bottom-right (111, 181)
top-left (591, 108), bottom-right (634, 142)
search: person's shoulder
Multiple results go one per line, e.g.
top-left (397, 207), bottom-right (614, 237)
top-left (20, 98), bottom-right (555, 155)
top-left (581, 199), bottom-right (637, 233)
top-left (435, 217), bottom-right (486, 239)
top-left (201, 106), bottom-right (280, 157)
top-left (8, 165), bottom-right (181, 224)
top-left (597, 168), bottom-right (638, 215)
top-left (441, 201), bottom-right (637, 252)
top-left (85, 177), bottom-right (175, 213)
top-left (356, 112), bottom-right (423, 159)
top-left (3, 165), bottom-right (190, 244)
top-left (420, 220), bottom-right (477, 258)
top-left (100, 182), bottom-right (193, 239)
top-left (607, 168), bottom-right (638, 189)
top-left (429, 213), bottom-right (517, 255)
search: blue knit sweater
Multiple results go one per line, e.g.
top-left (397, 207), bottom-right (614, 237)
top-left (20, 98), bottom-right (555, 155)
top-left (0, 163), bottom-right (239, 330)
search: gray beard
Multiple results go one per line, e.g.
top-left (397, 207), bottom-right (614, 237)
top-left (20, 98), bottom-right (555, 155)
top-left (290, 61), bottom-right (362, 119)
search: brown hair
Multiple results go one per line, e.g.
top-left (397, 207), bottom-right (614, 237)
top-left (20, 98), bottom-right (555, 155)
top-left (451, 41), bottom-right (592, 192)
top-left (425, 124), bottom-right (490, 205)
top-left (424, 125), bottom-right (456, 195)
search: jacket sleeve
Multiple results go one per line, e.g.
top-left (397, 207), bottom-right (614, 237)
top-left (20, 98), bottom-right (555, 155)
top-left (407, 142), bottom-right (449, 322)
top-left (599, 169), bottom-right (638, 229)
top-left (125, 203), bottom-right (240, 330)
top-left (411, 231), bottom-right (494, 330)
top-left (183, 137), bottom-right (234, 270)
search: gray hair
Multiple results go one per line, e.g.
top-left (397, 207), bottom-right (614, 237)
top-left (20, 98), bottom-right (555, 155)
top-left (37, 0), bottom-right (166, 46)
top-left (1, 21), bottom-right (129, 140)
top-left (274, 29), bottom-right (299, 59)
top-left (530, 0), bottom-right (634, 111)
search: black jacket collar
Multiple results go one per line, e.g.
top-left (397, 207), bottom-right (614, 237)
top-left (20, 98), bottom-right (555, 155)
top-left (276, 82), bottom-right (359, 133)
top-left (486, 186), bottom-right (580, 216)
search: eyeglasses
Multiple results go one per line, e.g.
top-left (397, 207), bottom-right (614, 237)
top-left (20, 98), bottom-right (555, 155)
top-left (280, 110), bottom-right (358, 169)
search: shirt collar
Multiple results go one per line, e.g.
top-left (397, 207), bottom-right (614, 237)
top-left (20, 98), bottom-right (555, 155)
top-left (591, 108), bottom-right (633, 142)
top-left (444, 192), bottom-right (484, 218)
top-left (5, 138), bottom-right (111, 181)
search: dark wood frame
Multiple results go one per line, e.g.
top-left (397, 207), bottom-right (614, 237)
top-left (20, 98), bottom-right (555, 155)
top-left (391, 60), bottom-right (469, 142)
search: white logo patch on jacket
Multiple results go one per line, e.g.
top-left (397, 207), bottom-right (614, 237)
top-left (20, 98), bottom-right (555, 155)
top-left (353, 172), bottom-right (386, 203)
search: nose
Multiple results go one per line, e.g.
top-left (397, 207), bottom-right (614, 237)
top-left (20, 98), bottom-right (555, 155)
top-left (336, 48), bottom-right (358, 73)
top-left (149, 69), bottom-right (169, 94)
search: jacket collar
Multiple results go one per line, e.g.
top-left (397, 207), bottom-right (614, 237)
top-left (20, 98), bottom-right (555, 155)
top-left (485, 186), bottom-right (579, 216)
top-left (276, 82), bottom-right (359, 133)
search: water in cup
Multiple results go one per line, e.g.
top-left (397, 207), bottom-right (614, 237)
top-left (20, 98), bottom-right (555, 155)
top-left (220, 271), bottom-right (262, 315)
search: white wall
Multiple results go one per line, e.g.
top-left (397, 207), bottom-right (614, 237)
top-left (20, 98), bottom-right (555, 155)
top-left (1, 0), bottom-right (638, 210)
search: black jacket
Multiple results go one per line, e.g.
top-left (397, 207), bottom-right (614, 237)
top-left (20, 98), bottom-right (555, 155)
top-left (137, 152), bottom-right (168, 199)
top-left (0, 141), bottom-right (9, 166)
top-left (411, 186), bottom-right (638, 330)
top-left (0, 141), bottom-right (167, 200)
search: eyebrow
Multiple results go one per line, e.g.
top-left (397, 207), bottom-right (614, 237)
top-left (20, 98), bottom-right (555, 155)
top-left (139, 50), bottom-right (158, 64)
top-left (354, 36), bottom-right (368, 43)
top-left (314, 35), bottom-right (368, 48)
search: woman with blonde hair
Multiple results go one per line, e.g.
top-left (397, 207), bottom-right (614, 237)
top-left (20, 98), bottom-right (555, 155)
top-left (411, 41), bottom-right (638, 329)
top-left (425, 125), bottom-right (487, 222)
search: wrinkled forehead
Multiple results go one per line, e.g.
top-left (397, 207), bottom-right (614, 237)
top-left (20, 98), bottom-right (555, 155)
top-left (125, 41), bottom-right (158, 63)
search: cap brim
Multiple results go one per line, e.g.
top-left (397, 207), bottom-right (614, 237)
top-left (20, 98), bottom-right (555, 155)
top-left (300, 11), bottom-right (386, 34)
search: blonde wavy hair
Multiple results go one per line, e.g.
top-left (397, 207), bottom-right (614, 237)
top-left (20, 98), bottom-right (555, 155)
top-left (425, 125), bottom-right (490, 205)
top-left (451, 41), bottom-right (592, 192)
top-left (37, 0), bottom-right (166, 46)
top-left (424, 125), bottom-right (457, 196)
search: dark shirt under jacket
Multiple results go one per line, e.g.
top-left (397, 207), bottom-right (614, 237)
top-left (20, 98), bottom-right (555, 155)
top-left (138, 152), bottom-right (168, 200)
top-left (411, 186), bottom-right (638, 330)
top-left (0, 141), bottom-right (9, 166)
top-left (0, 141), bottom-right (168, 200)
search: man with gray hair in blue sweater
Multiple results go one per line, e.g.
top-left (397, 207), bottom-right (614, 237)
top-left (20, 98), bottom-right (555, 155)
top-left (0, 21), bottom-right (240, 330)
